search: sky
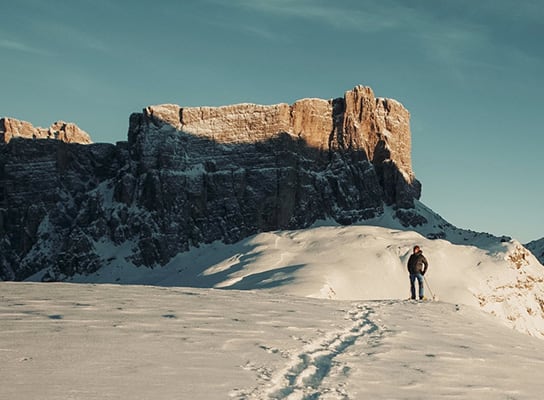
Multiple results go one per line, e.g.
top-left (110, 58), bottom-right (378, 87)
top-left (1, 0), bottom-right (543, 242)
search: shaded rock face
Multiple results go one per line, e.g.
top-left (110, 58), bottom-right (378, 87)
top-left (0, 139), bottom-right (125, 280)
top-left (0, 85), bottom-right (422, 281)
top-left (526, 238), bottom-right (544, 265)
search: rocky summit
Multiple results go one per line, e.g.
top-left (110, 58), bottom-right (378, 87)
top-left (1, 117), bottom-right (92, 144)
top-left (0, 85), bottom-right (423, 281)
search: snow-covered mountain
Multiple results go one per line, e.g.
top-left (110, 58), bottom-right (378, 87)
top-left (1, 85), bottom-right (423, 282)
top-left (3, 84), bottom-right (544, 398)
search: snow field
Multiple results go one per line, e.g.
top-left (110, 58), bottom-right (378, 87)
top-left (2, 283), bottom-right (544, 400)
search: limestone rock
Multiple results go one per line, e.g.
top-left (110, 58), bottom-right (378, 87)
top-left (0, 85), bottom-right (423, 281)
top-left (526, 238), bottom-right (544, 265)
top-left (0, 117), bottom-right (92, 144)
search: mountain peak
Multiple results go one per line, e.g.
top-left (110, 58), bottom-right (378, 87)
top-left (0, 117), bottom-right (92, 144)
top-left (139, 85), bottom-right (415, 186)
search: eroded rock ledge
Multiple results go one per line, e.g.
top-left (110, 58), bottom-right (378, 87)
top-left (1, 117), bottom-right (92, 144)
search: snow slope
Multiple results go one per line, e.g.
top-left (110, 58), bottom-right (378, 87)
top-left (50, 222), bottom-right (544, 339)
top-left (2, 282), bottom-right (544, 400)
top-left (16, 202), bottom-right (544, 398)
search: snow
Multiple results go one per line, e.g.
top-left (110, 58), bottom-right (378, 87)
top-left (57, 223), bottom-right (544, 338)
top-left (2, 282), bottom-right (544, 399)
top-left (11, 210), bottom-right (544, 398)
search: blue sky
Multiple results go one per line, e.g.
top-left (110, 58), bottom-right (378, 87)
top-left (1, 0), bottom-right (543, 243)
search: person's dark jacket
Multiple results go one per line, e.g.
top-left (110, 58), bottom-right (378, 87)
top-left (407, 251), bottom-right (428, 275)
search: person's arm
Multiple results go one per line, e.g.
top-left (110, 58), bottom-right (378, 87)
top-left (421, 255), bottom-right (428, 275)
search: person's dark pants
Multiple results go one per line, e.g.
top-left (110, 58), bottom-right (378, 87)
top-left (410, 273), bottom-right (424, 299)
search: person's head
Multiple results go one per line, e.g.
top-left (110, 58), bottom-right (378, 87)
top-left (413, 245), bottom-right (421, 253)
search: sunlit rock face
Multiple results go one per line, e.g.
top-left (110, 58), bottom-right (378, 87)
top-left (0, 85), bottom-right (421, 281)
top-left (1, 117), bottom-right (92, 144)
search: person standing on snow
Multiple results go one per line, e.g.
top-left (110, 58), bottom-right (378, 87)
top-left (407, 245), bottom-right (429, 300)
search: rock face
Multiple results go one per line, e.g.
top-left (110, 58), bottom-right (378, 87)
top-left (0, 117), bottom-right (93, 144)
top-left (0, 85), bottom-right (422, 281)
top-left (527, 238), bottom-right (544, 265)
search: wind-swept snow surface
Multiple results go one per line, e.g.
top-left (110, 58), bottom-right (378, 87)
top-left (2, 283), bottom-right (544, 400)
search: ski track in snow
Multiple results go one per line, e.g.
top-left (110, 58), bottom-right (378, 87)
top-left (236, 303), bottom-right (384, 400)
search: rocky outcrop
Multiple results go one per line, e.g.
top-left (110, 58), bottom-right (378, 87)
top-left (0, 117), bottom-right (92, 144)
top-left (147, 86), bottom-right (414, 180)
top-left (0, 85), bottom-right (422, 281)
top-left (138, 86), bottom-right (418, 206)
top-left (527, 238), bottom-right (544, 265)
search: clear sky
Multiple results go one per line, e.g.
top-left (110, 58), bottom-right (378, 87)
top-left (1, 0), bottom-right (543, 243)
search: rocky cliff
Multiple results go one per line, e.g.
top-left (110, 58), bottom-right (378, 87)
top-left (1, 117), bottom-right (92, 144)
top-left (0, 85), bottom-right (423, 281)
top-left (527, 238), bottom-right (544, 265)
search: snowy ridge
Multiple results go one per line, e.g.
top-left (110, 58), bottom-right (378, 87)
top-left (39, 201), bottom-right (544, 340)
